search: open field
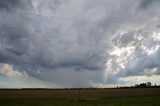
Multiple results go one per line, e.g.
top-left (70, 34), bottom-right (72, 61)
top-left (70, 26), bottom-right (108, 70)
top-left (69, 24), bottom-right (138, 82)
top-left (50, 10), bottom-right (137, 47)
top-left (0, 96), bottom-right (160, 106)
top-left (0, 88), bottom-right (160, 106)
top-left (0, 88), bottom-right (160, 100)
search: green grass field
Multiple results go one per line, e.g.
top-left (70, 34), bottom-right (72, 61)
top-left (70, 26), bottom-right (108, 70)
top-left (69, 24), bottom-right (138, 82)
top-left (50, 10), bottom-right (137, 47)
top-left (0, 96), bottom-right (160, 106)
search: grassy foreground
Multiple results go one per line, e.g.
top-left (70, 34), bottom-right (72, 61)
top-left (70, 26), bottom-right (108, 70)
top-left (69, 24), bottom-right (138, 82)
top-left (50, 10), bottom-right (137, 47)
top-left (0, 96), bottom-right (160, 106)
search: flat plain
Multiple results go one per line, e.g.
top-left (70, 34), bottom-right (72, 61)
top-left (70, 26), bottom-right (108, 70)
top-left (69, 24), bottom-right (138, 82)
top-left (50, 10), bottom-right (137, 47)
top-left (0, 88), bottom-right (160, 106)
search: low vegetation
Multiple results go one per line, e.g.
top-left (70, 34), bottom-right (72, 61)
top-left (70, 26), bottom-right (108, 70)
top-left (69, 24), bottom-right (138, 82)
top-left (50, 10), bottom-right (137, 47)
top-left (0, 88), bottom-right (159, 106)
top-left (0, 96), bottom-right (160, 106)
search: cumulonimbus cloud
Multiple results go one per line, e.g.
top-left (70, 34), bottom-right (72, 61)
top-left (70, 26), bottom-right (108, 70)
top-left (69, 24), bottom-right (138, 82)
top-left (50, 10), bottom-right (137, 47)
top-left (0, 0), bottom-right (160, 87)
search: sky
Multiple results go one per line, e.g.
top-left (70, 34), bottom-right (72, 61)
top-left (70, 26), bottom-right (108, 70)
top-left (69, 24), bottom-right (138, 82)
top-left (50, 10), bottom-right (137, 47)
top-left (0, 0), bottom-right (160, 88)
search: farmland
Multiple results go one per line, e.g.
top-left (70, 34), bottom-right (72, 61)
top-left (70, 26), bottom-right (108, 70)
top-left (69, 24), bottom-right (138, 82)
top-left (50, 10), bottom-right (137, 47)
top-left (0, 88), bottom-right (160, 106)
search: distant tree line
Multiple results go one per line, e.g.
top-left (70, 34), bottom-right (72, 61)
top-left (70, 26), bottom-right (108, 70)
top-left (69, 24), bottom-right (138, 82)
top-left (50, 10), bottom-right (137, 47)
top-left (135, 82), bottom-right (153, 88)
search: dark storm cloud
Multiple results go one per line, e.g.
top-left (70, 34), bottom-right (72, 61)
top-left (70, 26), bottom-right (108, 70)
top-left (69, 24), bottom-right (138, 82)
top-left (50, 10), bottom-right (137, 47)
top-left (0, 0), bottom-right (33, 11)
top-left (0, 0), bottom-right (160, 87)
top-left (139, 0), bottom-right (160, 9)
top-left (0, 0), bottom-right (107, 73)
top-left (0, 0), bottom-right (21, 10)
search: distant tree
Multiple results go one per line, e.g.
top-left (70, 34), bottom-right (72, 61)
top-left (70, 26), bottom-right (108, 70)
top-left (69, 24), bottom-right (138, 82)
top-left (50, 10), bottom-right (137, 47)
top-left (140, 83), bottom-right (147, 87)
top-left (135, 84), bottom-right (139, 87)
top-left (146, 82), bottom-right (151, 87)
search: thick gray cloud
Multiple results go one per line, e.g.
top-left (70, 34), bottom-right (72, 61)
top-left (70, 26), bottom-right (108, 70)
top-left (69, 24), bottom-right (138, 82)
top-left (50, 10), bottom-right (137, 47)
top-left (0, 0), bottom-right (22, 10)
top-left (0, 0), bottom-right (160, 87)
top-left (0, 0), bottom-right (33, 11)
top-left (0, 0), bottom-right (107, 73)
top-left (139, 0), bottom-right (160, 9)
